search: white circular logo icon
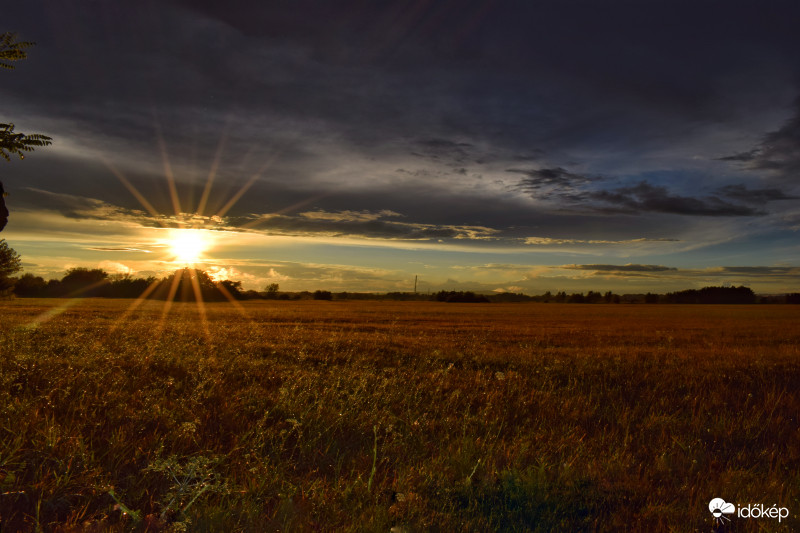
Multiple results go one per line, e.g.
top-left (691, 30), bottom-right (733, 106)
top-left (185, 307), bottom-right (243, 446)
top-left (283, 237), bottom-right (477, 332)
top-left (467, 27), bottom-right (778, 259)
top-left (709, 498), bottom-right (736, 519)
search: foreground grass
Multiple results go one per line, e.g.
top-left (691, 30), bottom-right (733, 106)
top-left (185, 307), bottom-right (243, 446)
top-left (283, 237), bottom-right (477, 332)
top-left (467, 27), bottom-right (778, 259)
top-left (0, 299), bottom-right (798, 532)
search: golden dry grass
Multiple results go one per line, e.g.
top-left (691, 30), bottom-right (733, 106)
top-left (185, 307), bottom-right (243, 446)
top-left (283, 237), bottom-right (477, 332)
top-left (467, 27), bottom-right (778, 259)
top-left (1, 299), bottom-right (798, 532)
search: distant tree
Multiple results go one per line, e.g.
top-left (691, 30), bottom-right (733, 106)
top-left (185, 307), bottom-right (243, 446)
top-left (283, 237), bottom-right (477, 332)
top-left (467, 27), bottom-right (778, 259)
top-left (313, 289), bottom-right (332, 300)
top-left (489, 292), bottom-right (533, 303)
top-left (664, 286), bottom-right (755, 304)
top-left (585, 290), bottom-right (602, 304)
top-left (153, 268), bottom-right (225, 302)
top-left (264, 283), bottom-right (280, 299)
top-left (60, 268), bottom-right (109, 297)
top-left (0, 238), bottom-right (21, 296)
top-left (384, 291), bottom-right (429, 301)
top-left (787, 293), bottom-right (800, 305)
top-left (43, 278), bottom-right (62, 296)
top-left (108, 273), bottom-right (154, 298)
top-left (434, 290), bottom-right (489, 303)
top-left (567, 293), bottom-right (585, 303)
top-left (0, 239), bottom-right (21, 276)
top-left (0, 181), bottom-right (8, 232)
top-left (13, 272), bottom-right (46, 297)
top-left (1, 32), bottom-right (53, 232)
top-left (219, 279), bottom-right (243, 299)
top-left (644, 292), bottom-right (659, 304)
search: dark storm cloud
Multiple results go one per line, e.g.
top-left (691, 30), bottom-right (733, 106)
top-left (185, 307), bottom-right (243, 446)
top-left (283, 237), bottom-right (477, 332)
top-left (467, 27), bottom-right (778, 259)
top-left (556, 264), bottom-right (800, 284)
top-left (16, 186), bottom-right (502, 242)
top-left (589, 182), bottom-right (763, 217)
top-left (8, 0), bottom-right (796, 161)
top-left (718, 151), bottom-right (760, 163)
top-left (720, 98), bottom-right (800, 181)
top-left (231, 210), bottom-right (500, 241)
top-left (411, 138), bottom-right (476, 164)
top-left (508, 167), bottom-right (596, 200)
top-left (715, 184), bottom-right (798, 204)
top-left (17, 188), bottom-right (148, 222)
top-left (4, 0), bottom-right (800, 259)
top-left (13, 187), bottom-right (230, 230)
top-left (524, 237), bottom-right (679, 246)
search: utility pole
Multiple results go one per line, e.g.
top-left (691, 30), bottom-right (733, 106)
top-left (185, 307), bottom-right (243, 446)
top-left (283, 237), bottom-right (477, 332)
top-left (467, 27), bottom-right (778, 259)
top-left (414, 275), bottom-right (418, 294)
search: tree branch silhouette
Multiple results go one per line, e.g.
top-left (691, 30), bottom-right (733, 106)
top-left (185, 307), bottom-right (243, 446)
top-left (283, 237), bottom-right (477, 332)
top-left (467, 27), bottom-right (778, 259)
top-left (1, 32), bottom-right (53, 231)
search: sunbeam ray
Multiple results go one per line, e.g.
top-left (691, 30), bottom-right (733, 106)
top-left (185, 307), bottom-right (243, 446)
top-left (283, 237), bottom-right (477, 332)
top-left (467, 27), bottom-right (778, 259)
top-left (22, 298), bottom-right (83, 329)
top-left (23, 278), bottom-right (113, 328)
top-left (151, 107), bottom-right (183, 218)
top-left (214, 155), bottom-right (279, 220)
top-left (101, 158), bottom-right (164, 223)
top-left (156, 268), bottom-right (183, 336)
top-left (107, 277), bottom-right (165, 333)
top-left (188, 267), bottom-right (211, 341)
top-left (197, 117), bottom-right (233, 217)
top-left (237, 194), bottom-right (328, 230)
top-left (214, 281), bottom-right (254, 322)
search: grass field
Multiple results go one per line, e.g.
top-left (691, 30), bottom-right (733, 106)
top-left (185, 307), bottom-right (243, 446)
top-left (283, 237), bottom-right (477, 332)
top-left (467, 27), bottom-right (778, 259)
top-left (1, 298), bottom-right (798, 532)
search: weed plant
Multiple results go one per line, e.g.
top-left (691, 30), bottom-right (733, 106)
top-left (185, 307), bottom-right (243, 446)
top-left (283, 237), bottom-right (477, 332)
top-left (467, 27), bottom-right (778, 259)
top-left (0, 299), bottom-right (798, 531)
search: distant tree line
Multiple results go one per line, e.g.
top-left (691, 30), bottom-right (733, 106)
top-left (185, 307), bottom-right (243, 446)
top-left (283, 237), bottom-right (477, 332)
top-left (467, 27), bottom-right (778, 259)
top-left (2, 262), bottom-right (798, 305)
top-left (661, 285), bottom-right (756, 304)
top-left (11, 268), bottom-right (246, 301)
top-left (434, 290), bottom-right (489, 303)
top-left (428, 287), bottom-right (790, 304)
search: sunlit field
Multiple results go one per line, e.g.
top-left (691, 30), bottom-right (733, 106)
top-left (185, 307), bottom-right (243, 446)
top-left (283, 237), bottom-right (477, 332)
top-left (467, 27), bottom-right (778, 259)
top-left (1, 299), bottom-right (798, 532)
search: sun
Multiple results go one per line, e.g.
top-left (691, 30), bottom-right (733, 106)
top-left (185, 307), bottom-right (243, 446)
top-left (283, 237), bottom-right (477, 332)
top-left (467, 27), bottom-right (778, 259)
top-left (165, 228), bottom-right (212, 264)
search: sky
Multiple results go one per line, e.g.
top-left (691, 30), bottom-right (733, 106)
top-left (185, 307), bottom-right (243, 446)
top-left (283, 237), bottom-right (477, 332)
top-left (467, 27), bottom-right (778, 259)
top-left (2, 0), bottom-right (799, 294)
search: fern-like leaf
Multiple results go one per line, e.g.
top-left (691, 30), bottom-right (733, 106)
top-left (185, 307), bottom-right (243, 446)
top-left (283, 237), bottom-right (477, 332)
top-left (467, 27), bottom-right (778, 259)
top-left (0, 123), bottom-right (53, 161)
top-left (0, 32), bottom-right (34, 70)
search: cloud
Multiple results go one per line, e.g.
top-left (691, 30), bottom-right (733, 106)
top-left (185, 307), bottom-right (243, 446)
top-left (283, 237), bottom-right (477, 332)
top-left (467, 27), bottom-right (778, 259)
top-left (589, 181), bottom-right (763, 216)
top-left (206, 266), bottom-right (264, 284)
top-left (715, 184), bottom-right (798, 204)
top-left (494, 286), bottom-right (524, 293)
top-left (235, 210), bottom-right (500, 241)
top-left (20, 188), bottom-right (147, 222)
top-left (524, 237), bottom-right (678, 245)
top-left (298, 209), bottom-right (403, 222)
top-left (97, 260), bottom-right (134, 274)
top-left (20, 189), bottom-right (503, 243)
top-left (708, 266), bottom-right (800, 276)
top-left (508, 167), bottom-right (594, 189)
top-left (205, 259), bottom-right (409, 291)
top-left (552, 264), bottom-right (800, 284)
top-left (411, 138), bottom-right (476, 165)
top-left (563, 264), bottom-right (678, 272)
top-left (16, 188), bottom-right (234, 231)
top-left (718, 150), bottom-right (760, 162)
top-left (720, 98), bottom-right (800, 181)
top-left (508, 167), bottom-right (596, 200)
top-left (85, 247), bottom-right (152, 253)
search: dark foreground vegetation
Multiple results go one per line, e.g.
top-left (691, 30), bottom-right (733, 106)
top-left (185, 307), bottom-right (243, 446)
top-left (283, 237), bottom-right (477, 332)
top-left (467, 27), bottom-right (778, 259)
top-left (1, 300), bottom-right (798, 531)
top-left (6, 267), bottom-right (800, 304)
